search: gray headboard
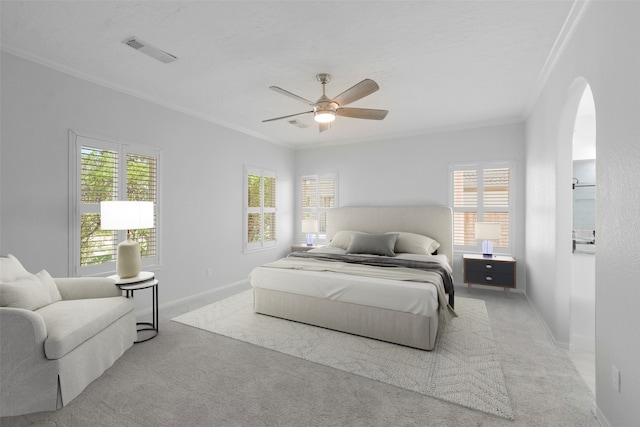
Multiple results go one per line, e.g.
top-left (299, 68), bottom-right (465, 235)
top-left (326, 205), bottom-right (453, 266)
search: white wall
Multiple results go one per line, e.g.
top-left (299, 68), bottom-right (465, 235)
top-left (295, 122), bottom-right (526, 288)
top-left (0, 52), bottom-right (295, 307)
top-left (525, 1), bottom-right (640, 425)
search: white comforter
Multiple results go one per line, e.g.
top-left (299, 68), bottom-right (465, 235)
top-left (249, 247), bottom-right (452, 318)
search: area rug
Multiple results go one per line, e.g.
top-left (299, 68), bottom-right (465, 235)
top-left (172, 290), bottom-right (514, 420)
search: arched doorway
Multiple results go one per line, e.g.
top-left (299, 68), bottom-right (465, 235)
top-left (568, 82), bottom-right (596, 394)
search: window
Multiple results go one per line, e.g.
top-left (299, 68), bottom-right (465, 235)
top-left (450, 162), bottom-right (513, 253)
top-left (244, 166), bottom-right (277, 252)
top-left (70, 131), bottom-right (160, 276)
top-left (299, 174), bottom-right (337, 244)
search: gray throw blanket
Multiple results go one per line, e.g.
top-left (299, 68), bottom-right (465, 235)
top-left (288, 251), bottom-right (456, 308)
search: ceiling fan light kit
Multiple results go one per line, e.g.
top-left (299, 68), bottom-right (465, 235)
top-left (264, 73), bottom-right (388, 133)
top-left (314, 110), bottom-right (336, 123)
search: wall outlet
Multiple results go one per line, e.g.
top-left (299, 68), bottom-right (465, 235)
top-left (206, 267), bottom-right (213, 277)
top-left (612, 366), bottom-right (620, 392)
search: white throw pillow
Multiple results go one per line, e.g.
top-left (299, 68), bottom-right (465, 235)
top-left (0, 269), bottom-right (62, 310)
top-left (0, 254), bottom-right (29, 281)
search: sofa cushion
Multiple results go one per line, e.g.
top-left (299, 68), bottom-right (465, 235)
top-left (35, 297), bottom-right (134, 360)
top-left (1, 270), bottom-right (63, 311)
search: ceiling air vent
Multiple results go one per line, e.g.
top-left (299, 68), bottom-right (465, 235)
top-left (288, 120), bottom-right (309, 128)
top-left (123, 37), bottom-right (177, 64)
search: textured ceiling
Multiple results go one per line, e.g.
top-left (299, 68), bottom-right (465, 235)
top-left (1, 1), bottom-right (578, 148)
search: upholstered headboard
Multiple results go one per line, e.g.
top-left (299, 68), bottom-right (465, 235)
top-left (326, 205), bottom-right (453, 267)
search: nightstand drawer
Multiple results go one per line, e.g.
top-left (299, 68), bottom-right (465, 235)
top-left (465, 260), bottom-right (514, 276)
top-left (465, 271), bottom-right (515, 287)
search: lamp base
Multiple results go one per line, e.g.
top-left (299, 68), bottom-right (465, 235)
top-left (306, 232), bottom-right (314, 246)
top-left (481, 239), bottom-right (494, 258)
top-left (117, 238), bottom-right (141, 279)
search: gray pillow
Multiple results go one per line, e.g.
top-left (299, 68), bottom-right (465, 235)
top-left (346, 233), bottom-right (399, 257)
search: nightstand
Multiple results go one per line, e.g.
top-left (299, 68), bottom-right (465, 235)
top-left (290, 244), bottom-right (323, 253)
top-left (109, 271), bottom-right (158, 343)
top-left (463, 254), bottom-right (516, 296)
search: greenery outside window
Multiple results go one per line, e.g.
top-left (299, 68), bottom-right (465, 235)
top-left (450, 162), bottom-right (513, 254)
top-left (70, 130), bottom-right (160, 276)
top-left (300, 174), bottom-right (337, 244)
top-left (244, 166), bottom-right (277, 252)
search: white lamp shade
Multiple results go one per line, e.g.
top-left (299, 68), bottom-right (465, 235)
top-left (301, 220), bottom-right (318, 233)
top-left (100, 201), bottom-right (154, 230)
top-left (475, 222), bottom-right (501, 240)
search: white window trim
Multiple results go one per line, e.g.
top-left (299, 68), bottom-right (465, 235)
top-left (69, 130), bottom-right (162, 277)
top-left (243, 165), bottom-right (277, 253)
top-left (449, 160), bottom-right (515, 255)
top-left (298, 173), bottom-right (338, 245)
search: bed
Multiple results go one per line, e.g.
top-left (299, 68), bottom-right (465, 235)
top-left (249, 205), bottom-right (456, 350)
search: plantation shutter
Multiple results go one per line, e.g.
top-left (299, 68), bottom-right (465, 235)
top-left (80, 145), bottom-right (119, 266)
top-left (451, 164), bottom-right (512, 252)
top-left (300, 175), bottom-right (336, 243)
top-left (245, 167), bottom-right (277, 251)
top-left (72, 130), bottom-right (160, 276)
top-left (126, 152), bottom-right (158, 259)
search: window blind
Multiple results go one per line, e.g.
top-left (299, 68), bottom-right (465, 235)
top-left (245, 167), bottom-right (277, 251)
top-left (451, 164), bottom-right (512, 251)
top-left (300, 175), bottom-right (336, 243)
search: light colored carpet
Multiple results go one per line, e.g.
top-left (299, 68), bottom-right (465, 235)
top-left (173, 290), bottom-right (514, 420)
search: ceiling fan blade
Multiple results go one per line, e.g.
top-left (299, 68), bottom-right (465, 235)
top-left (319, 122), bottom-right (331, 133)
top-left (269, 86), bottom-right (315, 106)
top-left (262, 110), bottom-right (313, 122)
top-left (331, 79), bottom-right (379, 107)
top-left (336, 107), bottom-right (388, 120)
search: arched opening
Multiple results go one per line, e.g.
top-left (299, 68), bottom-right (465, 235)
top-left (568, 82), bottom-right (596, 395)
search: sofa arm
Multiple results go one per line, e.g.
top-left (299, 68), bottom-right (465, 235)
top-left (0, 307), bottom-right (60, 416)
top-left (54, 277), bottom-right (121, 300)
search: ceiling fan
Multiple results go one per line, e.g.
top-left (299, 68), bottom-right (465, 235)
top-left (263, 73), bottom-right (389, 133)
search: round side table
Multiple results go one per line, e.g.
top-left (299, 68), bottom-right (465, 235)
top-left (109, 272), bottom-right (158, 343)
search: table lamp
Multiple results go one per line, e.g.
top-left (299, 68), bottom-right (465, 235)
top-left (301, 219), bottom-right (318, 246)
top-left (101, 201), bottom-right (154, 279)
top-left (475, 222), bottom-right (501, 257)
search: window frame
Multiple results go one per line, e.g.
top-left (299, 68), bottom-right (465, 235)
top-left (298, 174), bottom-right (338, 245)
top-left (243, 165), bottom-right (277, 253)
top-left (69, 130), bottom-right (161, 276)
top-left (449, 161), bottom-right (514, 255)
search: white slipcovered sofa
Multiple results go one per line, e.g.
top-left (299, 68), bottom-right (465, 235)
top-left (0, 255), bottom-right (136, 416)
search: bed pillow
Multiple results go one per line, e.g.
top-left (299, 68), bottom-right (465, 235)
top-left (328, 230), bottom-right (358, 250)
top-left (389, 232), bottom-right (441, 255)
top-left (0, 269), bottom-right (62, 310)
top-left (346, 233), bottom-right (399, 257)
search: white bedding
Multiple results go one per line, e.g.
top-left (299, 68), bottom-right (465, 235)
top-left (249, 247), bottom-right (450, 317)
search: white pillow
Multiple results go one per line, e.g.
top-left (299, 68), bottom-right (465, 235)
top-left (0, 269), bottom-right (62, 310)
top-left (328, 230), bottom-right (359, 250)
top-left (389, 232), bottom-right (440, 255)
top-left (0, 254), bottom-right (29, 281)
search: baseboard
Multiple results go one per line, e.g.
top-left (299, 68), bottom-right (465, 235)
top-left (524, 292), bottom-right (571, 350)
top-left (134, 279), bottom-right (250, 319)
top-left (592, 402), bottom-right (610, 427)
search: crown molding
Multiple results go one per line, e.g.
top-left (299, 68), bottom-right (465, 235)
top-left (521, 0), bottom-right (592, 119)
top-left (0, 45), bottom-right (285, 147)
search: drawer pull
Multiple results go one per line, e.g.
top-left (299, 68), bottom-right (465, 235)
top-left (485, 276), bottom-right (493, 281)
top-left (485, 264), bottom-right (493, 269)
